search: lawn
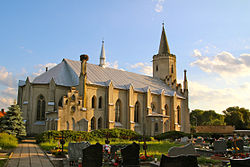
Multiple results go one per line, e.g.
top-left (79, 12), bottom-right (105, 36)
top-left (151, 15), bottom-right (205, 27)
top-left (39, 139), bottom-right (182, 160)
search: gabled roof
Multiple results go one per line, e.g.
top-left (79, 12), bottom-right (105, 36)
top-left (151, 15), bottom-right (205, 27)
top-left (32, 58), bottom-right (184, 97)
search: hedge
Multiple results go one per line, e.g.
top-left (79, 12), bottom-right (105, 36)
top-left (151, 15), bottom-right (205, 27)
top-left (36, 128), bottom-right (151, 143)
top-left (0, 133), bottom-right (18, 149)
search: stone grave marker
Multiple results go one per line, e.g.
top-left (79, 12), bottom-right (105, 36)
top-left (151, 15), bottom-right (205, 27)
top-left (82, 143), bottom-right (103, 167)
top-left (168, 143), bottom-right (196, 156)
top-left (121, 142), bottom-right (140, 167)
top-left (160, 154), bottom-right (198, 167)
top-left (180, 136), bottom-right (189, 143)
top-left (230, 158), bottom-right (250, 167)
top-left (213, 140), bottom-right (227, 154)
top-left (68, 141), bottom-right (90, 163)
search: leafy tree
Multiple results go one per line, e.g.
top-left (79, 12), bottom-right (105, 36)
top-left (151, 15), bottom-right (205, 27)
top-left (0, 104), bottom-right (26, 137)
top-left (223, 106), bottom-right (250, 130)
top-left (190, 109), bottom-right (224, 126)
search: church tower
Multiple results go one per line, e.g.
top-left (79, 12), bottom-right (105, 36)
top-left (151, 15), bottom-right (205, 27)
top-left (153, 24), bottom-right (176, 83)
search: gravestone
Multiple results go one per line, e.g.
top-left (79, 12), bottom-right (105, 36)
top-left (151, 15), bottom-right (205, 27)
top-left (68, 142), bottom-right (90, 162)
top-left (121, 142), bottom-right (140, 167)
top-left (230, 157), bottom-right (250, 167)
top-left (168, 143), bottom-right (196, 156)
top-left (82, 143), bottom-right (103, 167)
top-left (235, 139), bottom-right (244, 153)
top-left (180, 137), bottom-right (189, 143)
top-left (213, 140), bottom-right (227, 154)
top-left (160, 154), bottom-right (198, 167)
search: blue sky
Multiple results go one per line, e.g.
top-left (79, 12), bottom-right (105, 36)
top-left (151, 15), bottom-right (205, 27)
top-left (1, 0), bottom-right (250, 113)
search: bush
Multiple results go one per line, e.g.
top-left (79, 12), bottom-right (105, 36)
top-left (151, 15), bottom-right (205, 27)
top-left (36, 128), bottom-right (149, 143)
top-left (0, 133), bottom-right (18, 149)
top-left (154, 131), bottom-right (189, 141)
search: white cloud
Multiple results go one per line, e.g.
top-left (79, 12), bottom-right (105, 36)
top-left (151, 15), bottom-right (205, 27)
top-left (191, 50), bottom-right (250, 78)
top-left (32, 63), bottom-right (57, 76)
top-left (1, 87), bottom-right (17, 98)
top-left (0, 97), bottom-right (14, 110)
top-left (130, 62), bottom-right (153, 76)
top-left (106, 61), bottom-right (119, 69)
top-left (0, 66), bottom-right (14, 87)
top-left (189, 81), bottom-right (250, 113)
top-left (153, 0), bottom-right (165, 13)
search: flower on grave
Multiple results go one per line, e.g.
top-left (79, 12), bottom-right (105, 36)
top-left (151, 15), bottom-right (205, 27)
top-left (139, 154), bottom-right (153, 161)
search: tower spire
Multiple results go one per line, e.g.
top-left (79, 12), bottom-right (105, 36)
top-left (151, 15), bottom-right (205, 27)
top-left (99, 40), bottom-right (106, 67)
top-left (158, 23), bottom-right (170, 54)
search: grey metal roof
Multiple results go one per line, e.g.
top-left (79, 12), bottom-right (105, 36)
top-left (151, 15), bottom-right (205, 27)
top-left (32, 58), bottom-right (184, 98)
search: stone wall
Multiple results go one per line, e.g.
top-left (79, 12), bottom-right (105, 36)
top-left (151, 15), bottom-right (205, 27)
top-left (196, 125), bottom-right (235, 134)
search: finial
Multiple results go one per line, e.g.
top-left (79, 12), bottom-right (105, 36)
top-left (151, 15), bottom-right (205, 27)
top-left (102, 38), bottom-right (104, 44)
top-left (162, 22), bottom-right (164, 27)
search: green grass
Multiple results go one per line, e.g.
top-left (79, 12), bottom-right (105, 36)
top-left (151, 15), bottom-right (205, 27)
top-left (39, 139), bottom-right (182, 160)
top-left (0, 159), bottom-right (7, 167)
top-left (198, 156), bottom-right (221, 165)
top-left (0, 133), bottom-right (18, 149)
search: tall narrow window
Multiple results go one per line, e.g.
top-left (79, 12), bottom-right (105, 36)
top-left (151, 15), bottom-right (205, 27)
top-left (92, 96), bottom-right (96, 108)
top-left (98, 96), bottom-right (102, 109)
top-left (72, 118), bottom-right (75, 130)
top-left (134, 101), bottom-right (139, 123)
top-left (66, 121), bottom-right (69, 130)
top-left (156, 65), bottom-right (158, 71)
top-left (71, 94), bottom-right (75, 101)
top-left (98, 117), bottom-right (102, 129)
top-left (171, 65), bottom-right (174, 73)
top-left (165, 104), bottom-right (168, 115)
top-left (177, 106), bottom-right (181, 124)
top-left (58, 96), bottom-right (63, 107)
top-left (115, 99), bottom-right (121, 122)
top-left (151, 103), bottom-right (156, 113)
top-left (155, 123), bottom-right (159, 132)
top-left (37, 95), bottom-right (45, 121)
top-left (91, 117), bottom-right (96, 130)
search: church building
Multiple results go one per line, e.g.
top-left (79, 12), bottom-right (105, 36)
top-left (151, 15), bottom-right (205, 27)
top-left (17, 25), bottom-right (190, 135)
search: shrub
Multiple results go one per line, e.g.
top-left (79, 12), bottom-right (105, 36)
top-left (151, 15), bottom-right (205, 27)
top-left (0, 133), bottom-right (18, 149)
top-left (154, 131), bottom-right (189, 141)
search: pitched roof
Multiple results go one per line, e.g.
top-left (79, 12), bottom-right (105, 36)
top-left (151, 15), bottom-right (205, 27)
top-left (32, 58), bottom-right (184, 98)
top-left (158, 25), bottom-right (170, 54)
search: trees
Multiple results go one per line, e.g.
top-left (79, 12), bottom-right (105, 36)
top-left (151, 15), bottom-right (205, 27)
top-left (0, 104), bottom-right (26, 137)
top-left (223, 106), bottom-right (250, 130)
top-left (190, 109), bottom-right (224, 126)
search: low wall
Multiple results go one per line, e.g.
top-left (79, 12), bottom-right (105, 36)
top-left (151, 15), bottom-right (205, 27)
top-left (196, 125), bottom-right (235, 134)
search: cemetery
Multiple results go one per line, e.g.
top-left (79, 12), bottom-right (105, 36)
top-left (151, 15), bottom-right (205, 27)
top-left (35, 129), bottom-right (250, 167)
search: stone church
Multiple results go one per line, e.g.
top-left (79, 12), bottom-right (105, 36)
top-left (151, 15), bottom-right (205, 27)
top-left (17, 25), bottom-right (190, 135)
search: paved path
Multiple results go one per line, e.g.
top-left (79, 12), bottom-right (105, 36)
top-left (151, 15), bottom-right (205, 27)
top-left (7, 139), bottom-right (54, 167)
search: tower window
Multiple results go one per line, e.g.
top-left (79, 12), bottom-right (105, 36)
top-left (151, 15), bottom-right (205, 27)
top-left (156, 65), bottom-right (158, 71)
top-left (171, 65), bottom-right (174, 73)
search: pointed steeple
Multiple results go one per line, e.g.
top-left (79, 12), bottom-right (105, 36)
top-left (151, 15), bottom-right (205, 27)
top-left (158, 23), bottom-right (170, 54)
top-left (99, 40), bottom-right (106, 67)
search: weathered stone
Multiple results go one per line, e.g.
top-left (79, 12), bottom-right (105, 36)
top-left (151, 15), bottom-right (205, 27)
top-left (82, 143), bottom-right (103, 167)
top-left (68, 142), bottom-right (90, 162)
top-left (160, 154), bottom-right (198, 167)
top-left (168, 143), bottom-right (196, 156)
top-left (121, 142), bottom-right (140, 166)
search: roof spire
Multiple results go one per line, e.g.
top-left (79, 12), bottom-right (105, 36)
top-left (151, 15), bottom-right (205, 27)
top-left (99, 40), bottom-right (106, 67)
top-left (158, 23), bottom-right (170, 54)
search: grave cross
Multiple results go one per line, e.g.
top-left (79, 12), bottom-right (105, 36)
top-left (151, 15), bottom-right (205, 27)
top-left (143, 135), bottom-right (147, 157)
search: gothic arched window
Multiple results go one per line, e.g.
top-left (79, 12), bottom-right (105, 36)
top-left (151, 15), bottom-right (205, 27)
top-left (134, 101), bottom-right (139, 123)
top-left (155, 123), bottom-right (159, 132)
top-left (37, 95), bottom-right (45, 121)
top-left (91, 96), bottom-right (96, 108)
top-left (98, 117), bottom-right (102, 129)
top-left (91, 117), bottom-right (96, 130)
top-left (156, 65), bottom-right (158, 71)
top-left (72, 118), bottom-right (75, 130)
top-left (151, 103), bottom-right (156, 113)
top-left (165, 104), bottom-right (168, 115)
top-left (177, 106), bottom-right (181, 124)
top-left (98, 96), bottom-right (102, 109)
top-left (115, 99), bottom-right (121, 122)
top-left (58, 96), bottom-right (63, 108)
